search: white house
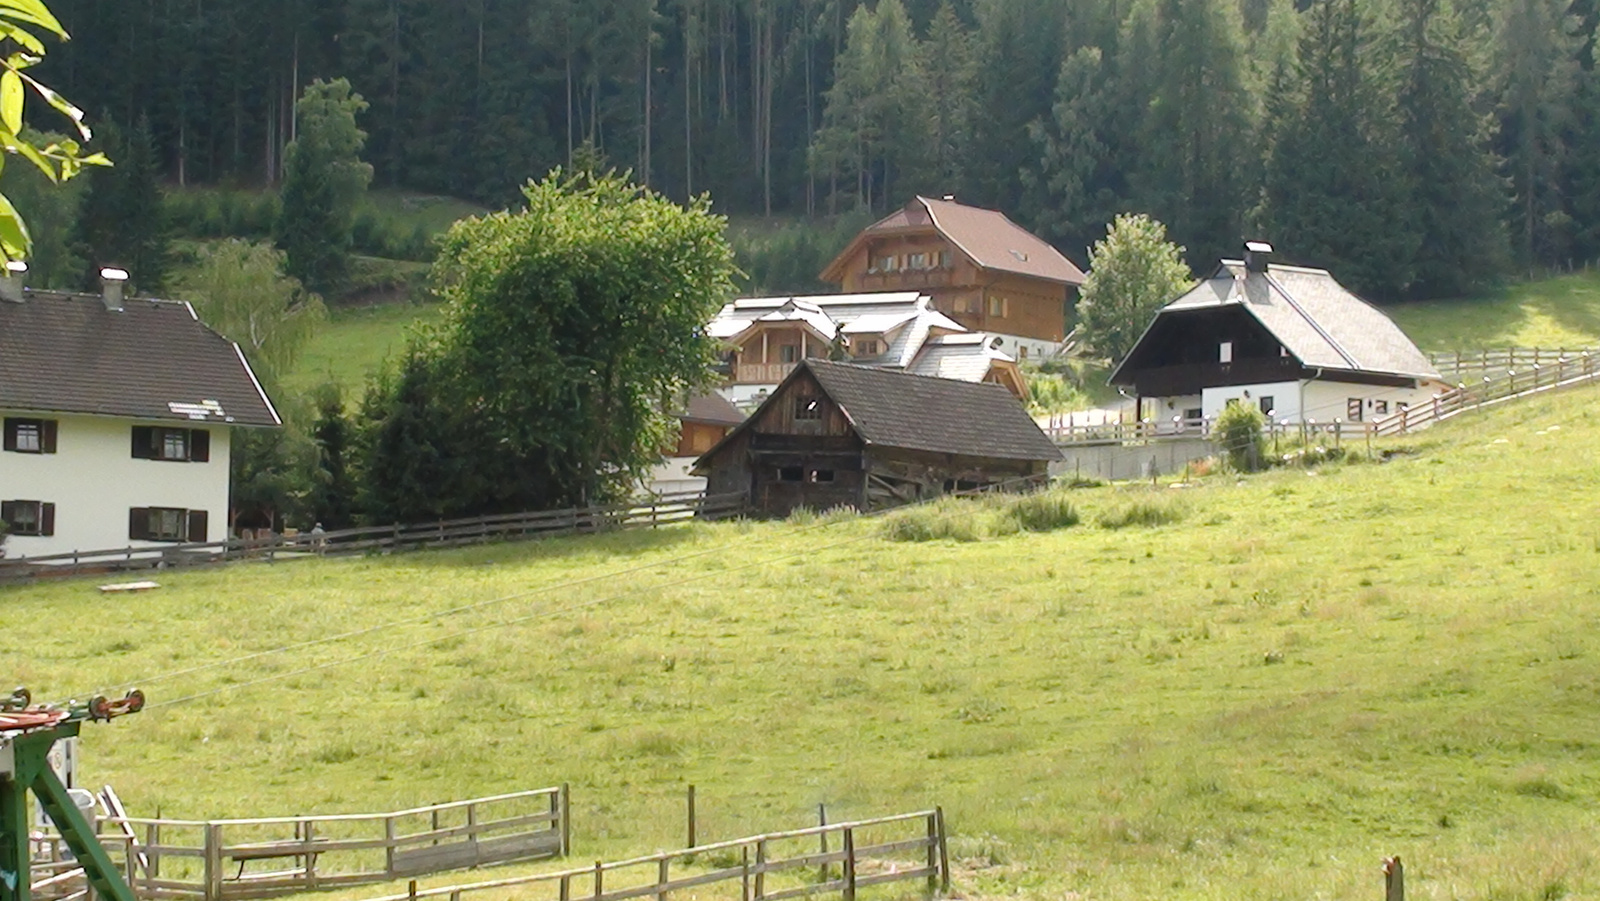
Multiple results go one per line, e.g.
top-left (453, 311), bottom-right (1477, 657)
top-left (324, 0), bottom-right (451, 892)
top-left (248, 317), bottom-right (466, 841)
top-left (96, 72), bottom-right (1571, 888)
top-left (0, 275), bottom-right (280, 558)
top-left (1109, 243), bottom-right (1444, 426)
top-left (707, 291), bottom-right (1029, 408)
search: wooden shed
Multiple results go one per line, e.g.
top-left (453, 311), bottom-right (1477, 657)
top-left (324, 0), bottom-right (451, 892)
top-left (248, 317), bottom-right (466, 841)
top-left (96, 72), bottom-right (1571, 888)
top-left (692, 359), bottom-right (1061, 516)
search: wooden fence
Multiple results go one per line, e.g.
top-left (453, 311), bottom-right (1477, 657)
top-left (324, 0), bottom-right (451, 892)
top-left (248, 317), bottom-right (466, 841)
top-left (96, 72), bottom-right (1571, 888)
top-left (1044, 352), bottom-right (1600, 447)
top-left (31, 787), bottom-right (571, 901)
top-left (1428, 347), bottom-right (1600, 382)
top-left (0, 492), bottom-right (747, 582)
top-left (365, 809), bottom-right (948, 901)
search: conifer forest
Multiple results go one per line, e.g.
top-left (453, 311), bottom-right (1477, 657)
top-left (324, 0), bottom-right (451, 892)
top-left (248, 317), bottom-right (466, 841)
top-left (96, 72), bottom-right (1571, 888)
top-left (43, 0), bottom-right (1600, 300)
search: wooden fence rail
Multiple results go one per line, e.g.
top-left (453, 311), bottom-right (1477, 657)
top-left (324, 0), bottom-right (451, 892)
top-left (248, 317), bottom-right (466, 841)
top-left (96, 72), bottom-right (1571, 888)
top-left (1428, 347), bottom-right (1600, 382)
top-left (0, 493), bottom-right (747, 582)
top-left (364, 809), bottom-right (948, 901)
top-left (1044, 352), bottom-right (1600, 447)
top-left (31, 786), bottom-right (571, 901)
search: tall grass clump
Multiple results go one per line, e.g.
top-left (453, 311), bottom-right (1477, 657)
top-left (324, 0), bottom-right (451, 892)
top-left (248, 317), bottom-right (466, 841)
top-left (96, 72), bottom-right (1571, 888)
top-left (880, 501), bottom-right (983, 542)
top-left (1096, 494), bottom-right (1187, 529)
top-left (1006, 491), bottom-right (1081, 531)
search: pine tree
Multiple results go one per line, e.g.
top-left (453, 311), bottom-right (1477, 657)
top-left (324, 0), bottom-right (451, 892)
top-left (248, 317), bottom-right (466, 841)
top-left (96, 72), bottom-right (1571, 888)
top-left (1494, 0), bottom-right (1579, 267)
top-left (1023, 45), bottom-right (1121, 259)
top-left (72, 116), bottom-right (172, 294)
top-left (1391, 0), bottom-right (1508, 297)
top-left (1262, 0), bottom-right (1412, 298)
top-left (274, 78), bottom-right (373, 292)
top-left (964, 0), bottom-right (1067, 211)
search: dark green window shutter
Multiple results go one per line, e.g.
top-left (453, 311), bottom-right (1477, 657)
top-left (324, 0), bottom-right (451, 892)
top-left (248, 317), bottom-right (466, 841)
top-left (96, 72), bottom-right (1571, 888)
top-left (39, 502), bottom-right (54, 536)
top-left (190, 429), bottom-right (211, 462)
top-left (186, 509), bottom-right (208, 543)
top-left (2, 419), bottom-right (15, 452)
top-left (129, 507), bottom-right (151, 540)
top-left (131, 426), bottom-right (155, 459)
top-left (40, 420), bottom-right (57, 454)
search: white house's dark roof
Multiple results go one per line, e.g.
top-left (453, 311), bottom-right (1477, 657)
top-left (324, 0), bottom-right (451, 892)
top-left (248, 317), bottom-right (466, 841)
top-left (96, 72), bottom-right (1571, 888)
top-left (1115, 261), bottom-right (1439, 382)
top-left (0, 290), bottom-right (280, 426)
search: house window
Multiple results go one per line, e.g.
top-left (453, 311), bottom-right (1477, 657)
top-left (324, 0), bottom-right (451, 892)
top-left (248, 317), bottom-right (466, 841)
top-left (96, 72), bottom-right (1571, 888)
top-left (1374, 400), bottom-right (1389, 415)
top-left (877, 255), bottom-right (899, 272)
top-left (907, 252), bottom-right (928, 270)
top-left (1183, 407), bottom-right (1202, 422)
top-left (793, 395), bottom-right (823, 420)
top-left (854, 338), bottom-right (881, 356)
top-left (129, 506), bottom-right (208, 543)
top-left (957, 296), bottom-right (981, 314)
top-left (1, 500), bottom-right (54, 536)
top-left (777, 466), bottom-right (804, 482)
top-left (1346, 398), bottom-right (1363, 422)
top-left (1219, 341), bottom-right (1234, 363)
top-left (809, 469), bottom-right (835, 483)
top-left (779, 344), bottom-right (800, 364)
top-left (131, 426), bottom-right (211, 462)
top-left (936, 250), bottom-right (950, 268)
top-left (1259, 396), bottom-right (1275, 415)
top-left (1018, 346), bottom-right (1029, 359)
top-left (988, 296), bottom-right (1007, 318)
top-left (3, 417), bottom-right (56, 454)
top-left (1397, 401), bottom-right (1409, 411)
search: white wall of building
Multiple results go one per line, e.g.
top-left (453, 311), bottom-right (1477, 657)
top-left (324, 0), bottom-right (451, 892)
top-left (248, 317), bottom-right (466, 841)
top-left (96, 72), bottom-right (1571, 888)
top-left (989, 332), bottom-right (1059, 362)
top-left (0, 413), bottom-right (231, 557)
top-left (646, 457), bottom-right (707, 497)
top-left (1144, 379), bottom-right (1442, 426)
top-left (718, 382), bottom-right (777, 409)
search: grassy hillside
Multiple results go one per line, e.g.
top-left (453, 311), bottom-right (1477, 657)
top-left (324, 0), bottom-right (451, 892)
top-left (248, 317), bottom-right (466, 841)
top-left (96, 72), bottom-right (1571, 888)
top-left (285, 300), bottom-right (444, 395)
top-left (1388, 270), bottom-right (1600, 350)
top-left (7, 387), bottom-right (1600, 900)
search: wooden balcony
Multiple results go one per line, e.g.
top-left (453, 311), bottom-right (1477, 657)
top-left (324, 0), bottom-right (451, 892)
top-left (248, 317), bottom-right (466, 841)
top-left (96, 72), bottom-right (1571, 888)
top-left (734, 362), bottom-right (797, 384)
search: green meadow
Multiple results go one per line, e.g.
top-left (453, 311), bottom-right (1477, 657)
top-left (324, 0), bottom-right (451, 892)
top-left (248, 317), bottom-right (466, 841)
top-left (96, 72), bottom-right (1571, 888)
top-left (1387, 271), bottom-right (1600, 350)
top-left (6, 386), bottom-right (1600, 901)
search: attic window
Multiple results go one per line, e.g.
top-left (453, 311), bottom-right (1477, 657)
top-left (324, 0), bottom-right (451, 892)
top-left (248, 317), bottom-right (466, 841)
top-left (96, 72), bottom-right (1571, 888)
top-left (1009, 249), bottom-right (1028, 262)
top-left (908, 252), bottom-right (928, 270)
top-left (854, 338), bottom-right (882, 356)
top-left (793, 395), bottom-right (823, 421)
top-left (937, 250), bottom-right (950, 268)
top-left (1219, 341), bottom-right (1234, 364)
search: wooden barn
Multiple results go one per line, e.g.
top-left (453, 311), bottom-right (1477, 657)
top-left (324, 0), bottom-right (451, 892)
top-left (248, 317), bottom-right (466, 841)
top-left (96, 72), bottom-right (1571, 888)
top-left (693, 359), bottom-right (1061, 516)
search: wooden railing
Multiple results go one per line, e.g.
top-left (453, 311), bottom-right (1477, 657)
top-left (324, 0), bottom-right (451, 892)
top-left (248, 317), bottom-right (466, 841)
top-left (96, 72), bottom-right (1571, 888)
top-left (364, 809), bottom-right (948, 901)
top-left (733, 362), bottom-right (799, 384)
top-left (0, 492), bottom-right (747, 581)
top-left (32, 787), bottom-right (570, 901)
top-left (1428, 347), bottom-right (1600, 382)
top-left (1371, 350), bottom-right (1600, 435)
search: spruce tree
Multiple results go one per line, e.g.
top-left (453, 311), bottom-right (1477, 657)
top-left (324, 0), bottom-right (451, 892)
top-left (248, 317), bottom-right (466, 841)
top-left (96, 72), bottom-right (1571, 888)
top-left (1494, 0), bottom-right (1579, 267)
top-left (1262, 0), bottom-right (1412, 298)
top-left (72, 116), bottom-right (171, 294)
top-left (1023, 45), bottom-right (1121, 259)
top-left (274, 78), bottom-right (373, 293)
top-left (1391, 0), bottom-right (1508, 298)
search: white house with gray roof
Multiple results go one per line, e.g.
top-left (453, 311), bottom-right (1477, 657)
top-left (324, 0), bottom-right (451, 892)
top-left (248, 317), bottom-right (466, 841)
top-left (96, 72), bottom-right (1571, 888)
top-left (707, 291), bottom-right (1028, 407)
top-left (1110, 244), bottom-right (1444, 427)
top-left (0, 275), bottom-right (279, 559)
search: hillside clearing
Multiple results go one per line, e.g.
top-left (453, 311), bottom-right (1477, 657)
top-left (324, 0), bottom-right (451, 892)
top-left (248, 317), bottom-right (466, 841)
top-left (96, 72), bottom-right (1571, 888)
top-left (6, 389), bottom-right (1600, 901)
top-left (1387, 270), bottom-right (1600, 350)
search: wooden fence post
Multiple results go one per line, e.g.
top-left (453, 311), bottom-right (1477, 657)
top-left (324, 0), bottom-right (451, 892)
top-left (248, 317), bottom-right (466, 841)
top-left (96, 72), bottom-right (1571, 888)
top-left (561, 784), bottom-right (572, 857)
top-left (593, 861), bottom-right (604, 900)
top-left (385, 816), bottom-right (397, 879)
top-left (304, 819), bottom-right (318, 890)
top-left (657, 858), bottom-right (670, 901)
top-left (817, 805), bottom-right (828, 882)
top-left (925, 813), bottom-right (939, 895)
top-left (754, 840), bottom-right (766, 901)
top-left (409, 879), bottom-right (418, 901)
top-left (741, 846), bottom-right (751, 901)
top-left (686, 785), bottom-right (696, 849)
top-left (204, 822), bottom-right (222, 901)
top-left (841, 828), bottom-right (856, 901)
top-left (1383, 856), bottom-right (1403, 901)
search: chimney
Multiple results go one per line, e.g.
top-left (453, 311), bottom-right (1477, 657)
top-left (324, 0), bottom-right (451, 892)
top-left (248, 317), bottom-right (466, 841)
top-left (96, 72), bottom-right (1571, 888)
top-left (100, 267), bottom-right (129, 311)
top-left (0, 260), bottom-right (26, 302)
top-left (1244, 241), bottom-right (1273, 274)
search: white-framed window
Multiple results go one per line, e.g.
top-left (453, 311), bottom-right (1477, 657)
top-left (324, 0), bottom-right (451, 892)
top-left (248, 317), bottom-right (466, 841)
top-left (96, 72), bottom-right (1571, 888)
top-left (1346, 398), bottom-right (1363, 422)
top-left (1219, 341), bottom-right (1234, 363)
top-left (129, 506), bottom-right (208, 542)
top-left (1374, 399), bottom-right (1389, 415)
top-left (854, 338), bottom-right (882, 356)
top-left (878, 255), bottom-right (899, 272)
top-left (132, 426), bottom-right (211, 462)
top-left (936, 250), bottom-right (951, 268)
top-left (988, 296), bottom-right (1007, 318)
top-left (4, 417), bottom-right (56, 454)
top-left (907, 252), bottom-right (928, 270)
top-left (1259, 396), bottom-right (1275, 415)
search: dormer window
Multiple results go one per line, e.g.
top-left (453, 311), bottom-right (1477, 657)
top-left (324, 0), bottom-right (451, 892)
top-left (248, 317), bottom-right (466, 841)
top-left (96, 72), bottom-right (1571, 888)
top-left (878, 255), bottom-right (899, 272)
top-left (854, 338), bottom-right (882, 356)
top-left (1219, 341), bottom-right (1234, 364)
top-left (936, 250), bottom-right (950, 268)
top-left (907, 252), bottom-right (928, 270)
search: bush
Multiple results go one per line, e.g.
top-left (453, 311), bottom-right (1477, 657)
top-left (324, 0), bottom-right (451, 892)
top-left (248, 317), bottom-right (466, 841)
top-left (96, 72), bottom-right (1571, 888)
top-left (1007, 492), bottom-right (1081, 531)
top-left (881, 504), bottom-right (983, 542)
top-left (1214, 401), bottom-right (1267, 472)
top-left (1096, 495), bottom-right (1187, 529)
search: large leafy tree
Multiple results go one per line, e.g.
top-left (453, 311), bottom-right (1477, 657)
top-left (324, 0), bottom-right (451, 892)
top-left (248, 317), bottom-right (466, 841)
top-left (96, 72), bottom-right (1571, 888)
top-left (1077, 213), bottom-right (1193, 363)
top-left (359, 168), bottom-right (736, 518)
top-left (174, 239), bottom-right (327, 388)
top-left (275, 78), bottom-right (374, 292)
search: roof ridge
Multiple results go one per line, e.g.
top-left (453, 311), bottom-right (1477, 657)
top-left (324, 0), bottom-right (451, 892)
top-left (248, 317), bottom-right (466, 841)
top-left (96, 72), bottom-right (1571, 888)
top-left (1260, 272), bottom-right (1361, 370)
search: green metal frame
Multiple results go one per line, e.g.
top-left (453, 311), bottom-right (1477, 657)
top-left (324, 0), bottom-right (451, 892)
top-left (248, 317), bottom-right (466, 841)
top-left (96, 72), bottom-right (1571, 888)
top-left (1, 720), bottom-right (137, 901)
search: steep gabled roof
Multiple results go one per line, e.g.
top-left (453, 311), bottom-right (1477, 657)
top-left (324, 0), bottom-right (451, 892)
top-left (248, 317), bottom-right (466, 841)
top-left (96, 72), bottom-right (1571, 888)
top-left (906, 333), bottom-right (1017, 383)
top-left (820, 197), bottom-right (1086, 286)
top-left (0, 290), bottom-right (280, 426)
top-left (699, 360), bottom-right (1059, 468)
top-left (679, 391), bottom-right (745, 426)
top-left (1111, 261), bottom-right (1439, 384)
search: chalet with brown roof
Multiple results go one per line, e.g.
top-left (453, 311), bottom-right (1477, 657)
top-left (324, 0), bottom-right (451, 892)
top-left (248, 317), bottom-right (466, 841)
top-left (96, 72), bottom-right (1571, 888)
top-left (819, 196), bottom-right (1087, 361)
top-left (0, 273), bottom-right (279, 559)
top-left (693, 360), bottom-right (1060, 516)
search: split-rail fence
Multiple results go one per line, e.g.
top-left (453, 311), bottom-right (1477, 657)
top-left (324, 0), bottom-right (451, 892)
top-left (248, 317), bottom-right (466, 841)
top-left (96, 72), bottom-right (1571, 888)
top-left (0, 492), bottom-right (746, 583)
top-left (31, 787), bottom-right (570, 901)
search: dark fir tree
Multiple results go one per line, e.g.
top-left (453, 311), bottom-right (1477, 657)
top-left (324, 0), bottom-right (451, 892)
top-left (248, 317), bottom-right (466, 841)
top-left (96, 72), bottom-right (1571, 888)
top-left (964, 0), bottom-right (1067, 211)
top-left (310, 382), bottom-right (357, 529)
top-left (1391, 0), bottom-right (1507, 297)
top-left (1262, 0), bottom-right (1411, 298)
top-left (1023, 45), bottom-right (1122, 260)
top-left (72, 116), bottom-right (171, 293)
top-left (274, 78), bottom-right (373, 292)
top-left (1494, 0), bottom-right (1578, 267)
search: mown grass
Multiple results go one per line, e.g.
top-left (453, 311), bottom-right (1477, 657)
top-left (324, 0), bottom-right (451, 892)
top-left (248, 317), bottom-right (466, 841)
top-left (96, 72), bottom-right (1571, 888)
top-left (6, 388), bottom-right (1600, 901)
top-left (285, 300), bottom-right (443, 395)
top-left (1388, 270), bottom-right (1600, 350)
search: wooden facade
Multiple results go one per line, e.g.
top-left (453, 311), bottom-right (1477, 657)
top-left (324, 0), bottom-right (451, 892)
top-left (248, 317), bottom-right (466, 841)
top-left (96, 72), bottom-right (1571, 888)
top-left (697, 363), bottom-right (1056, 517)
